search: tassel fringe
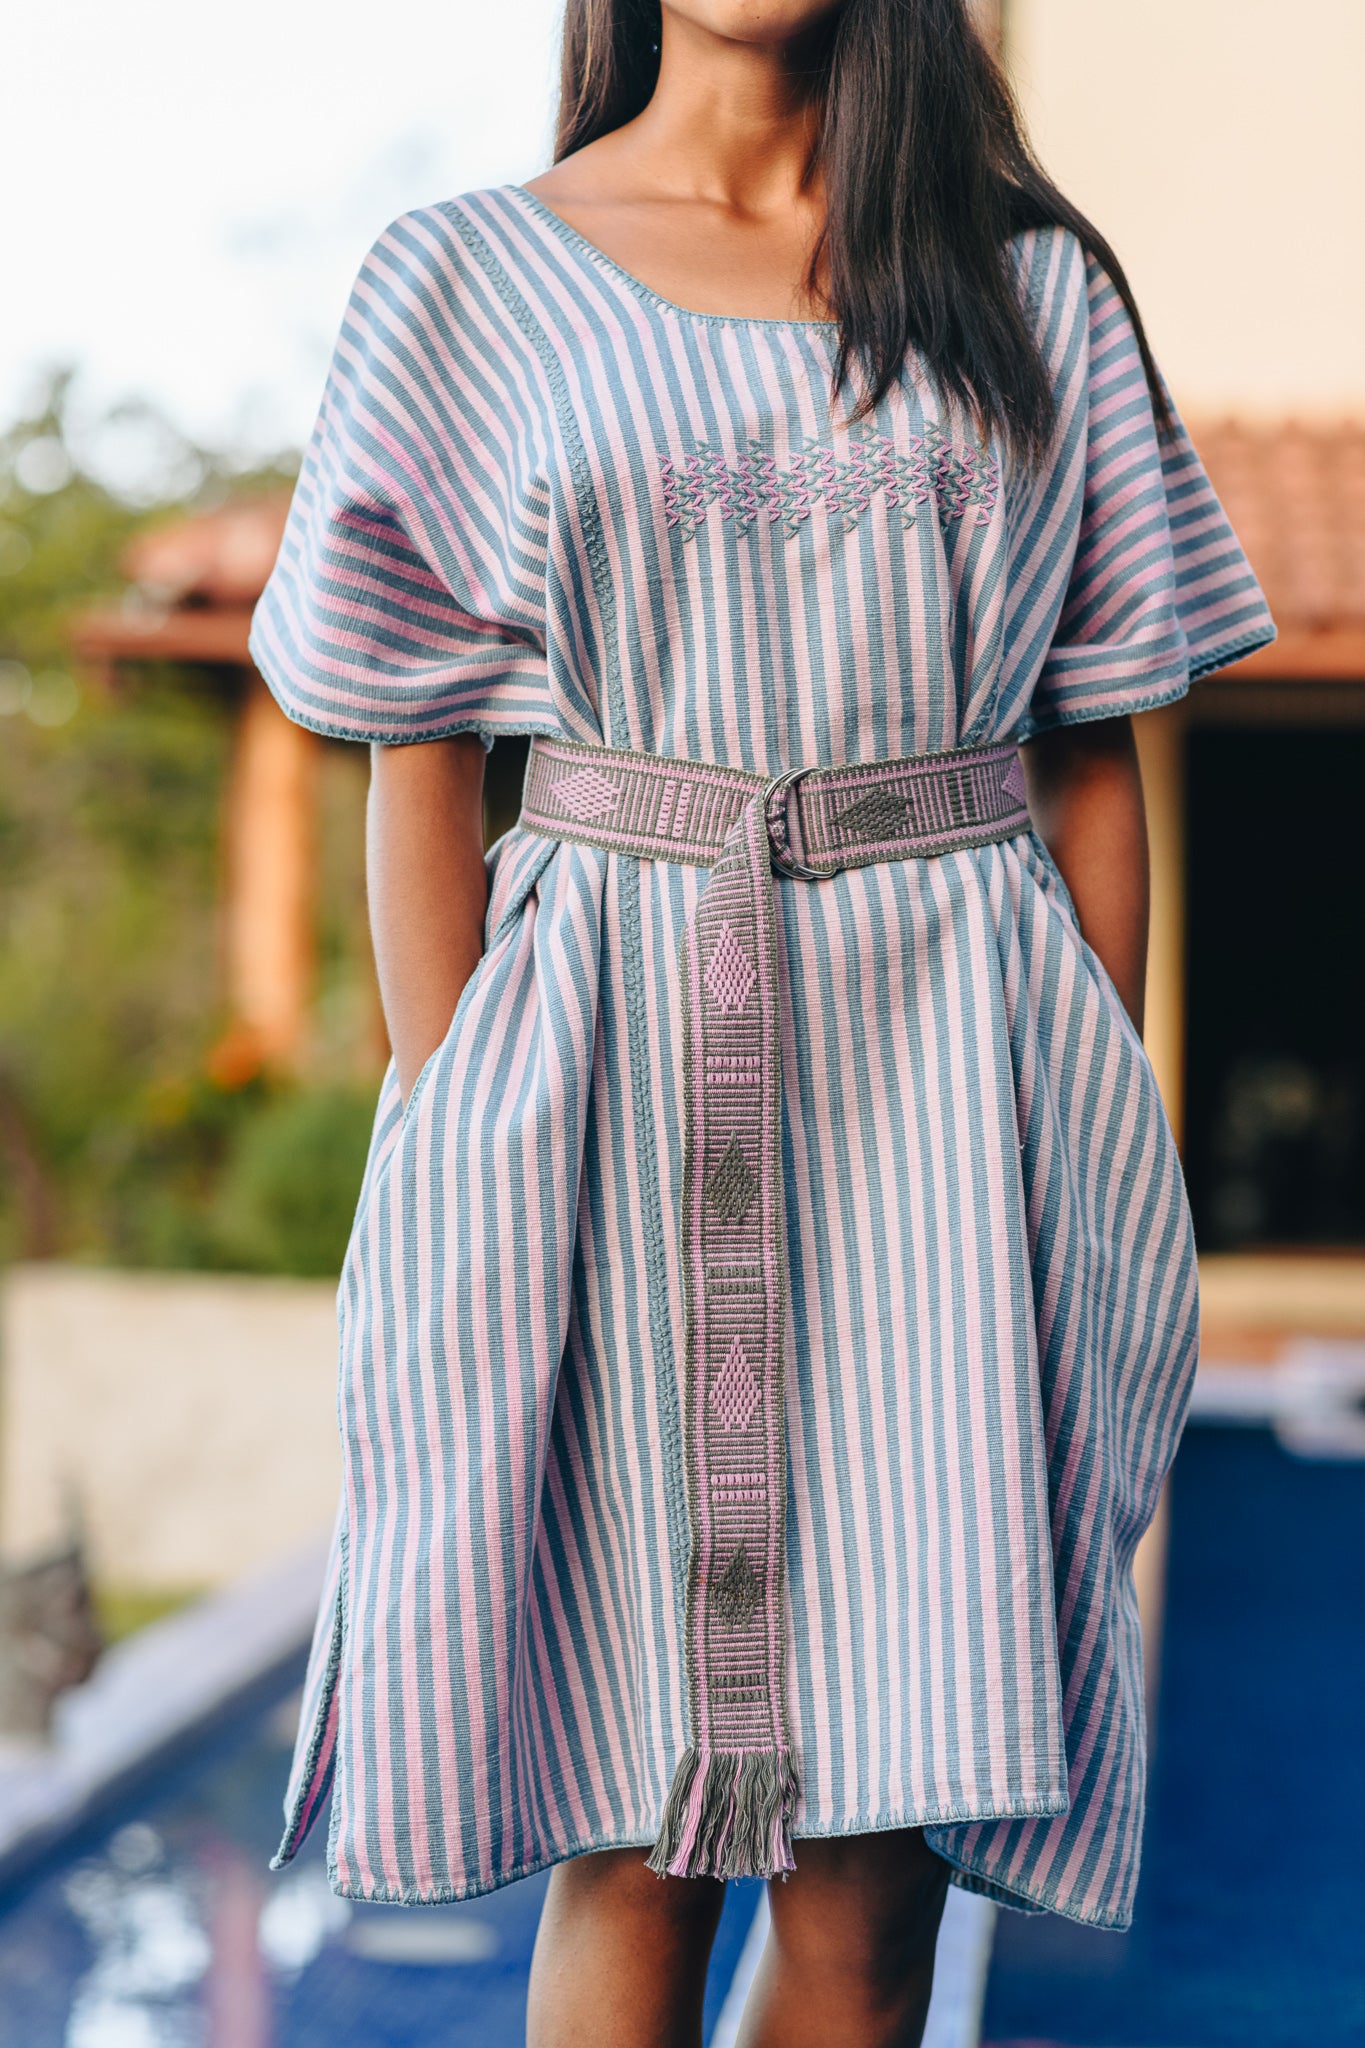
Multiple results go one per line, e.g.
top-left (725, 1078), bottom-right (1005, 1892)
top-left (645, 1745), bottom-right (799, 1880)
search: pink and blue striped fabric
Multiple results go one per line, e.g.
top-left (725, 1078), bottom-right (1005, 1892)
top-left (250, 188), bottom-right (1273, 1928)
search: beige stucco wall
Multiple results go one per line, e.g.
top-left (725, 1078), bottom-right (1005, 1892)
top-left (0, 1265), bottom-right (340, 1589)
top-left (1007, 0), bottom-right (1365, 416)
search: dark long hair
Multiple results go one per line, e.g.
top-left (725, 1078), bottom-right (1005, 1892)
top-left (555, 0), bottom-right (1171, 460)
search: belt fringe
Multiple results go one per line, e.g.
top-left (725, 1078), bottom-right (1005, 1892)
top-left (645, 1744), bottom-right (800, 1881)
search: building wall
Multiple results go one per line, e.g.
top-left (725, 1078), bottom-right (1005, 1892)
top-left (1, 1265), bottom-right (340, 1588)
top-left (1006, 0), bottom-right (1365, 416)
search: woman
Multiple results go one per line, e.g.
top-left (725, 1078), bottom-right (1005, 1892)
top-left (251, 0), bottom-right (1274, 2040)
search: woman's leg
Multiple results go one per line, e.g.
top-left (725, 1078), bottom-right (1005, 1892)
top-left (527, 1846), bottom-right (727, 2048)
top-left (737, 1830), bottom-right (951, 2048)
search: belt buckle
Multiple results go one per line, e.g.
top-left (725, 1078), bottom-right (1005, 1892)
top-left (763, 765), bottom-right (832, 880)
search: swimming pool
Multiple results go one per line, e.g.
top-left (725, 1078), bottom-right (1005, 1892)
top-left (0, 1668), bottom-right (766, 2048)
top-left (4, 1418), bottom-right (1356, 2046)
top-left (980, 1422), bottom-right (1365, 2048)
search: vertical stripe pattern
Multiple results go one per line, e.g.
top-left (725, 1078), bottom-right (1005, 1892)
top-left (249, 187), bottom-right (1274, 1930)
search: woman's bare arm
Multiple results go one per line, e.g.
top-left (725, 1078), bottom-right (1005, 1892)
top-left (1020, 715), bottom-right (1150, 1036)
top-left (366, 735), bottom-right (489, 1104)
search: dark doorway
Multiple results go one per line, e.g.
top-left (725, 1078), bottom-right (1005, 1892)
top-left (1183, 723), bottom-right (1365, 1249)
top-left (485, 733), bottom-right (531, 845)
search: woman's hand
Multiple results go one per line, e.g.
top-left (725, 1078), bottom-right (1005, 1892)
top-left (1020, 715), bottom-right (1150, 1037)
top-left (366, 735), bottom-right (489, 1105)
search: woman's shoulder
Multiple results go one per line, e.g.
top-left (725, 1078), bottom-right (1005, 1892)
top-left (1003, 220), bottom-right (1134, 393)
top-left (350, 192), bottom-right (505, 287)
top-left (341, 192), bottom-right (540, 354)
top-left (1004, 219), bottom-right (1090, 320)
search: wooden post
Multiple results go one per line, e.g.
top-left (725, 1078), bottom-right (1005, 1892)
top-left (1131, 699), bottom-right (1188, 1737)
top-left (216, 671), bottom-right (318, 1073)
top-left (1135, 700), bottom-right (1187, 1145)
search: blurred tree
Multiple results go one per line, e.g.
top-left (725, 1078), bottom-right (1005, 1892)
top-left (0, 373), bottom-right (379, 1274)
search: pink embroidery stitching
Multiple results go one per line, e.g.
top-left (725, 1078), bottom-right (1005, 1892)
top-left (659, 428), bottom-right (1000, 541)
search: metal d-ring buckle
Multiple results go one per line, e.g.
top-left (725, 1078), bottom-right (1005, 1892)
top-left (763, 764), bottom-right (833, 880)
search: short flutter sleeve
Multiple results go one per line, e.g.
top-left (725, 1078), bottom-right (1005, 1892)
top-left (249, 210), bottom-right (553, 749)
top-left (1023, 250), bottom-right (1275, 735)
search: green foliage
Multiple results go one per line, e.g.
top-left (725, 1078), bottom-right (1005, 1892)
top-left (0, 374), bottom-right (145, 680)
top-left (0, 373), bottom-right (380, 1278)
top-left (0, 682), bottom-right (230, 1254)
top-left (210, 1086), bottom-right (378, 1277)
top-left (94, 1584), bottom-right (201, 1643)
top-left (97, 1069), bottom-right (377, 1277)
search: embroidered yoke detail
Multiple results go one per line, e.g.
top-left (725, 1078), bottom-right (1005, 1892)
top-left (659, 429), bottom-right (1001, 542)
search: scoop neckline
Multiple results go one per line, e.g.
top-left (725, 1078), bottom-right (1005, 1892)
top-left (504, 184), bottom-right (841, 335)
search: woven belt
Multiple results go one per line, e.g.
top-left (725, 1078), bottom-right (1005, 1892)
top-left (519, 732), bottom-right (1031, 1880)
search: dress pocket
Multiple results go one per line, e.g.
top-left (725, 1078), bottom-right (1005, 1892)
top-left (270, 1517), bottom-right (347, 1868)
top-left (1026, 827), bottom-right (1083, 930)
top-left (486, 829), bottom-right (558, 945)
top-left (399, 1038), bottom-right (445, 1132)
top-left (397, 832), bottom-right (559, 1134)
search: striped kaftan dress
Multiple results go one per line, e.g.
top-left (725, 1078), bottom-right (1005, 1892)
top-left (249, 186), bottom-right (1275, 1929)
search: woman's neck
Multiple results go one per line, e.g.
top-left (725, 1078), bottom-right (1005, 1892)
top-left (603, 7), bottom-right (825, 217)
top-left (522, 8), bottom-right (836, 320)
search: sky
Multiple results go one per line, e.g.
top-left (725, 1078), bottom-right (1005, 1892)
top-left (0, 0), bottom-right (564, 497)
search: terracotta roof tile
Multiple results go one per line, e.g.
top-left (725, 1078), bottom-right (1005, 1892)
top-left (82, 427), bottom-right (1365, 682)
top-left (1188, 417), bottom-right (1365, 635)
top-left (121, 493), bottom-right (291, 607)
top-left (105, 428), bottom-right (1365, 634)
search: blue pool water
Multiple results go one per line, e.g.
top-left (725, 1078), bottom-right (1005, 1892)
top-left (0, 1680), bottom-right (761, 2047)
top-left (981, 1422), bottom-right (1365, 2048)
top-left (4, 1420), bottom-right (1359, 2046)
